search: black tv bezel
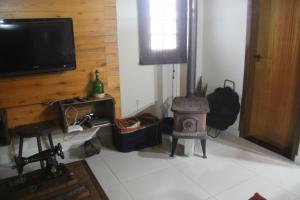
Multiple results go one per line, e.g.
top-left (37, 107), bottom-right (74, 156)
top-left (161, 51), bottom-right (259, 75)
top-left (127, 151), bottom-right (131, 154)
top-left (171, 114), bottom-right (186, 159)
top-left (0, 18), bottom-right (76, 78)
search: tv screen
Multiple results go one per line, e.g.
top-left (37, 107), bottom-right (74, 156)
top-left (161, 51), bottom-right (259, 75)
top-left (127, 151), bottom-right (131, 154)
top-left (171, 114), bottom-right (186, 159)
top-left (0, 18), bottom-right (76, 77)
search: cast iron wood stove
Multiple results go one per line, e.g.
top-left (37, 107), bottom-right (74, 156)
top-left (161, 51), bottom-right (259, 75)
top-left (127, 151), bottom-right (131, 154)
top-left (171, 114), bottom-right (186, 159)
top-left (171, 97), bottom-right (209, 157)
top-left (170, 0), bottom-right (209, 158)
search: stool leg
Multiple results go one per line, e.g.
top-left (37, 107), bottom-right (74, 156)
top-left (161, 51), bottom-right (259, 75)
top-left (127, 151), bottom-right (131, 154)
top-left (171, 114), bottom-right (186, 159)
top-left (200, 139), bottom-right (207, 159)
top-left (37, 136), bottom-right (45, 168)
top-left (170, 137), bottom-right (178, 157)
top-left (48, 134), bottom-right (54, 149)
top-left (18, 136), bottom-right (23, 157)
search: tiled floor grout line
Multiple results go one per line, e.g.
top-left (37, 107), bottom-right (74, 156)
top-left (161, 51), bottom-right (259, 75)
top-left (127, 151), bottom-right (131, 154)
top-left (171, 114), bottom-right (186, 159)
top-left (85, 156), bottom-right (120, 189)
top-left (213, 173), bottom-right (300, 200)
top-left (207, 145), bottom-right (293, 170)
top-left (171, 163), bottom-right (215, 199)
top-left (100, 154), bottom-right (136, 200)
top-left (155, 141), bottom-right (271, 198)
top-left (213, 137), bottom-right (294, 163)
top-left (179, 153), bottom-right (262, 197)
top-left (171, 157), bottom-right (261, 199)
top-left (206, 141), bottom-right (300, 199)
top-left (101, 148), bottom-right (175, 182)
top-left (118, 165), bottom-right (176, 200)
top-left (94, 134), bottom-right (300, 200)
top-left (118, 163), bottom-right (173, 183)
top-left (231, 159), bottom-right (266, 175)
top-left (210, 173), bottom-right (262, 199)
top-left (116, 162), bottom-right (214, 200)
top-left (100, 148), bottom-right (182, 199)
top-left (102, 145), bottom-right (216, 200)
top-left (256, 170), bottom-right (300, 199)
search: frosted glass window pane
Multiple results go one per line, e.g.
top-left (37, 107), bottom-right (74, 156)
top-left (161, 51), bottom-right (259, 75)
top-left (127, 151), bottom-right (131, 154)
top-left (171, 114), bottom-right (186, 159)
top-left (151, 35), bottom-right (163, 50)
top-left (151, 20), bottom-right (163, 34)
top-left (163, 21), bottom-right (176, 34)
top-left (150, 5), bottom-right (163, 19)
top-left (164, 0), bottom-right (176, 5)
top-left (149, 0), bottom-right (177, 51)
top-left (163, 35), bottom-right (177, 50)
top-left (164, 5), bottom-right (176, 19)
top-left (149, 0), bottom-right (161, 6)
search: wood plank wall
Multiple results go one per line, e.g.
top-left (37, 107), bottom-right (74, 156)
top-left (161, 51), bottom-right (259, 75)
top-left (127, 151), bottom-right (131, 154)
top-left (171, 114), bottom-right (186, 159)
top-left (0, 0), bottom-right (121, 128)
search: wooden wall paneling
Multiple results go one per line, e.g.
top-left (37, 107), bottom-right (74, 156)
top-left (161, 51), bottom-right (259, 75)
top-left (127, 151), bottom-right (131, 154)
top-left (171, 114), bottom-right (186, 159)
top-left (104, 0), bottom-right (121, 117)
top-left (0, 0), bottom-right (104, 12)
top-left (0, 0), bottom-right (121, 128)
top-left (7, 104), bottom-right (59, 128)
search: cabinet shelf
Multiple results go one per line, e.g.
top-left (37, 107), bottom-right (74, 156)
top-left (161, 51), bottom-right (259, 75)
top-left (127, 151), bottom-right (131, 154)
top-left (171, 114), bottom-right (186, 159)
top-left (58, 95), bottom-right (115, 133)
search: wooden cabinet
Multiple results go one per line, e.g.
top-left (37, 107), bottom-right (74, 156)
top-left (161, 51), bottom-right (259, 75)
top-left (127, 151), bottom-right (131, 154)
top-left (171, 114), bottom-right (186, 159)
top-left (58, 95), bottom-right (115, 133)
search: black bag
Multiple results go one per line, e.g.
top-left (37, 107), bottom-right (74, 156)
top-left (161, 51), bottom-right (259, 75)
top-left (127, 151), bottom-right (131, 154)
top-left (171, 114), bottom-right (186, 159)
top-left (207, 80), bottom-right (240, 131)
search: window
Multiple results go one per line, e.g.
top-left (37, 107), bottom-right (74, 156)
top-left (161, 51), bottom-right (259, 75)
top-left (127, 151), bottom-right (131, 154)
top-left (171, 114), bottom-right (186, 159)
top-left (138, 0), bottom-right (187, 65)
top-left (149, 0), bottom-right (177, 50)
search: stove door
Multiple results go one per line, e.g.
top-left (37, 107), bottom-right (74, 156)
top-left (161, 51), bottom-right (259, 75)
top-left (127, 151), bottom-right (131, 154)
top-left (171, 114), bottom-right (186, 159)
top-left (182, 118), bottom-right (197, 133)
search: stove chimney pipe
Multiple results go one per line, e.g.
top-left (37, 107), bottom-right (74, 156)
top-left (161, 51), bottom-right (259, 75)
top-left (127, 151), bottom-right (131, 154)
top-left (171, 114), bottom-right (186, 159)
top-left (186, 0), bottom-right (198, 98)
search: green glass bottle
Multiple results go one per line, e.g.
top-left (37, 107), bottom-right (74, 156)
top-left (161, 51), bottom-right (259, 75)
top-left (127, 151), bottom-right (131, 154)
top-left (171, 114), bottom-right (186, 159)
top-left (92, 70), bottom-right (105, 98)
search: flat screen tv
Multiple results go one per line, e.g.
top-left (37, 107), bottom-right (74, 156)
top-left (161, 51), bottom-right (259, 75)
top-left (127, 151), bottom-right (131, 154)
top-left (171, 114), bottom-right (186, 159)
top-left (0, 18), bottom-right (76, 78)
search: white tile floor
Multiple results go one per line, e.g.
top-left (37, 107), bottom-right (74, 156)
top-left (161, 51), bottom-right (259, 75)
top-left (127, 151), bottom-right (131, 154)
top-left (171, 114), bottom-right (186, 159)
top-left (1, 130), bottom-right (298, 200)
top-left (85, 132), bottom-right (300, 200)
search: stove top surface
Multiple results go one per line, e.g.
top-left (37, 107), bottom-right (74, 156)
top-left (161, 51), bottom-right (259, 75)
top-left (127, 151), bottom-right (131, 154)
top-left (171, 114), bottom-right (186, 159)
top-left (171, 96), bottom-right (209, 114)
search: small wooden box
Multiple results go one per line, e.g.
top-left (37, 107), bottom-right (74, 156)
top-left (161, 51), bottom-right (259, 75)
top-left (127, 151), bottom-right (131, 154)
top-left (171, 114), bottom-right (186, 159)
top-left (58, 95), bottom-right (115, 133)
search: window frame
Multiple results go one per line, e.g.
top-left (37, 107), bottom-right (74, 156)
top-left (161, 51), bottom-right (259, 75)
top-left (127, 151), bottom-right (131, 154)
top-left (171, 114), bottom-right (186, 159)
top-left (137, 0), bottom-right (187, 65)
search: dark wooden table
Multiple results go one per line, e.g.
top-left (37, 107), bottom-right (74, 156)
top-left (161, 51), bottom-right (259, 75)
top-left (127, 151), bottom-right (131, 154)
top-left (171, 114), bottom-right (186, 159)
top-left (0, 160), bottom-right (109, 200)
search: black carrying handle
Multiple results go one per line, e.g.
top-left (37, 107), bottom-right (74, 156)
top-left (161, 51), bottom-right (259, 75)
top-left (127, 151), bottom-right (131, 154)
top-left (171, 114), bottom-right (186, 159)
top-left (224, 79), bottom-right (236, 91)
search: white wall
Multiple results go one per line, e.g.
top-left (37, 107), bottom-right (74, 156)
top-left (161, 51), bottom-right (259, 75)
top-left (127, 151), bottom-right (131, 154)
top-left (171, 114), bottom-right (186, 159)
top-left (201, 0), bottom-right (248, 135)
top-left (180, 0), bottom-right (204, 97)
top-left (116, 0), bottom-right (182, 118)
top-left (199, 0), bottom-right (300, 162)
top-left (196, 0), bottom-right (205, 84)
top-left (116, 0), bottom-right (156, 117)
top-left (116, 0), bottom-right (248, 135)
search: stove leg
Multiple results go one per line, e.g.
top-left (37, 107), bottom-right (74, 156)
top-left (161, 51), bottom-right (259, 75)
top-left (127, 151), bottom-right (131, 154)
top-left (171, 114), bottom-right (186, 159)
top-left (200, 139), bottom-right (207, 159)
top-left (170, 137), bottom-right (178, 157)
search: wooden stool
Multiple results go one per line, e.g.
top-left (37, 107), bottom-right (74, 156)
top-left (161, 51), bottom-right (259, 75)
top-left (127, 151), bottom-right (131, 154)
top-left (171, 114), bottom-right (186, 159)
top-left (15, 121), bottom-right (55, 171)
